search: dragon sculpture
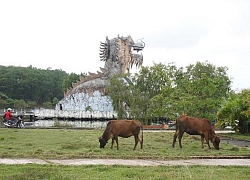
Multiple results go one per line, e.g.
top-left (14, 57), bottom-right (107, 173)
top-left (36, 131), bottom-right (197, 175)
top-left (56, 35), bottom-right (145, 112)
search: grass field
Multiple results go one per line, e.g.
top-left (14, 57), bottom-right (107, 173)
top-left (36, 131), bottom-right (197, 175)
top-left (0, 128), bottom-right (249, 159)
top-left (0, 128), bottom-right (250, 179)
top-left (1, 164), bottom-right (250, 180)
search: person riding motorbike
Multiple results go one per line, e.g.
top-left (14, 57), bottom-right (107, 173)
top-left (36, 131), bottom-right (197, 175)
top-left (3, 108), bottom-right (16, 126)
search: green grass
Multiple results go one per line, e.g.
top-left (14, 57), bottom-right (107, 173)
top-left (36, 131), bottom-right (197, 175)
top-left (1, 128), bottom-right (250, 179)
top-left (0, 128), bottom-right (249, 159)
top-left (0, 164), bottom-right (250, 180)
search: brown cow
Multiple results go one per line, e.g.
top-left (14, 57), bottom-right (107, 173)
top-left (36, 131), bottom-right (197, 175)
top-left (98, 119), bottom-right (143, 150)
top-left (172, 115), bottom-right (220, 150)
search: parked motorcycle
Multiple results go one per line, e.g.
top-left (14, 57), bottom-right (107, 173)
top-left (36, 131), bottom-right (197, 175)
top-left (2, 115), bottom-right (25, 128)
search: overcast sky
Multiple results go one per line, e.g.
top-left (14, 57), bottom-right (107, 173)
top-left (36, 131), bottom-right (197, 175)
top-left (0, 0), bottom-right (249, 91)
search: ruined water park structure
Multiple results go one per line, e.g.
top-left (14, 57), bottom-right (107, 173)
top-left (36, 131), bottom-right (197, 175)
top-left (34, 35), bottom-right (145, 120)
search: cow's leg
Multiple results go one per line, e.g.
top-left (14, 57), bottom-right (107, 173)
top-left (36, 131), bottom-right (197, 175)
top-left (133, 134), bottom-right (139, 150)
top-left (178, 131), bottom-right (184, 148)
top-left (204, 135), bottom-right (211, 149)
top-left (172, 130), bottom-right (179, 148)
top-left (201, 135), bottom-right (205, 149)
top-left (113, 136), bottom-right (119, 150)
top-left (111, 138), bottom-right (115, 149)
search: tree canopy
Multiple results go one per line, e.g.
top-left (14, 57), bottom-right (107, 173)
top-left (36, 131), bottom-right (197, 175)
top-left (217, 89), bottom-right (250, 134)
top-left (108, 61), bottom-right (232, 124)
top-left (0, 65), bottom-right (83, 109)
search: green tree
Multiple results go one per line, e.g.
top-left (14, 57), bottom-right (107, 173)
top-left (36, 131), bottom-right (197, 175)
top-left (14, 99), bottom-right (27, 109)
top-left (108, 74), bottom-right (131, 119)
top-left (0, 92), bottom-right (8, 99)
top-left (27, 101), bottom-right (37, 109)
top-left (217, 90), bottom-right (250, 134)
top-left (62, 72), bottom-right (87, 93)
top-left (52, 97), bottom-right (59, 106)
top-left (108, 61), bottom-right (231, 124)
top-left (0, 65), bottom-right (69, 107)
top-left (141, 63), bottom-right (180, 122)
top-left (108, 63), bottom-right (180, 124)
top-left (42, 101), bottom-right (53, 109)
top-left (175, 61), bottom-right (231, 120)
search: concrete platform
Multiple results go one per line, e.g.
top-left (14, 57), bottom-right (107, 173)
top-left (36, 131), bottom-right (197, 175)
top-left (0, 158), bottom-right (250, 166)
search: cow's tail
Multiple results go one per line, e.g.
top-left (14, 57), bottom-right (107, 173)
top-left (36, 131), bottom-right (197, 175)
top-left (141, 123), bottom-right (143, 149)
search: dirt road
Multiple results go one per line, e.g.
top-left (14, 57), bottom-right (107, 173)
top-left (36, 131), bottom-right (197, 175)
top-left (1, 158), bottom-right (250, 166)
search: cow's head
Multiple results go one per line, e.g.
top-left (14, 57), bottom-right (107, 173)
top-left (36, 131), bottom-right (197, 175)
top-left (212, 135), bottom-right (220, 150)
top-left (98, 136), bottom-right (107, 148)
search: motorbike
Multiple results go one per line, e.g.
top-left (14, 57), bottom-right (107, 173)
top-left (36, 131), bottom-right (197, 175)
top-left (2, 115), bottom-right (25, 128)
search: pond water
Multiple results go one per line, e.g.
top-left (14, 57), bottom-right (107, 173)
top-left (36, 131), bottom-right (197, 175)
top-left (24, 120), bottom-right (108, 129)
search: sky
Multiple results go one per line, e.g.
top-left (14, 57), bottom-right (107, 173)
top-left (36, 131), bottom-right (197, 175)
top-left (0, 0), bottom-right (249, 91)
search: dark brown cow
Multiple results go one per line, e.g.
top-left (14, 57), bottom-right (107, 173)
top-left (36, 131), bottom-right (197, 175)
top-left (98, 119), bottom-right (143, 150)
top-left (172, 115), bottom-right (220, 150)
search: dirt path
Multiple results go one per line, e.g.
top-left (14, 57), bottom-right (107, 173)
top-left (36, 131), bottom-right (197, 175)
top-left (1, 158), bottom-right (250, 166)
